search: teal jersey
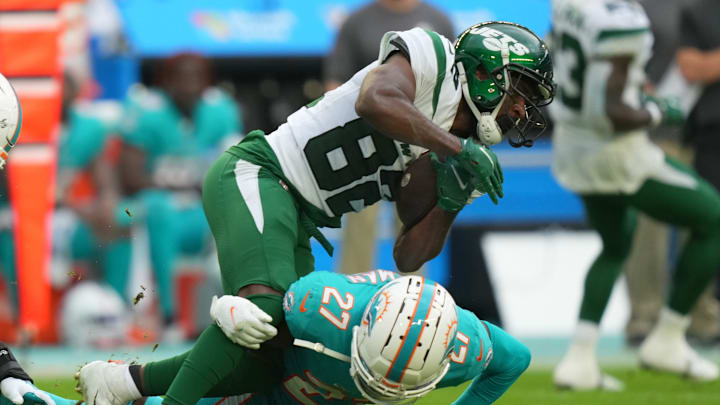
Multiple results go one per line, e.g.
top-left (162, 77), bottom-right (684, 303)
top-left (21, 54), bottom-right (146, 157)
top-left (121, 86), bottom-right (241, 185)
top-left (58, 107), bottom-right (110, 170)
top-left (242, 270), bottom-right (518, 405)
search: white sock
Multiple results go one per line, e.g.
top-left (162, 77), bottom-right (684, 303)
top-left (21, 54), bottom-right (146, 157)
top-left (567, 320), bottom-right (600, 355)
top-left (654, 307), bottom-right (690, 336)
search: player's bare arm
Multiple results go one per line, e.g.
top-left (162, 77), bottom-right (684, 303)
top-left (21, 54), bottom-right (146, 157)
top-left (393, 206), bottom-right (457, 272)
top-left (603, 55), bottom-right (654, 132)
top-left (355, 52), bottom-right (463, 158)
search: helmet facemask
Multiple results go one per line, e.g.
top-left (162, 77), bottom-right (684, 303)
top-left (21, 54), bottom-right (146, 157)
top-left (496, 64), bottom-right (554, 147)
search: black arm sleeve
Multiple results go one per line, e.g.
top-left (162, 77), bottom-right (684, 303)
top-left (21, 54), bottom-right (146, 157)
top-left (0, 343), bottom-right (32, 383)
top-left (678, 3), bottom-right (702, 49)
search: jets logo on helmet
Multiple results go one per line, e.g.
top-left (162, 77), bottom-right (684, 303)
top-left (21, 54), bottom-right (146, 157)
top-left (0, 73), bottom-right (22, 169)
top-left (350, 276), bottom-right (458, 404)
top-left (471, 26), bottom-right (531, 56)
top-left (455, 21), bottom-right (555, 148)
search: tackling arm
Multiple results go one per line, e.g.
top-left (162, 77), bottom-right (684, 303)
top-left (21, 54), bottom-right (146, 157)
top-left (452, 323), bottom-right (531, 405)
top-left (355, 53), bottom-right (462, 158)
top-left (393, 206), bottom-right (458, 272)
top-left (0, 343), bottom-right (55, 405)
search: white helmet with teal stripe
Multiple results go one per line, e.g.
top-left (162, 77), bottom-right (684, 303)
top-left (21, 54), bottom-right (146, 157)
top-left (0, 73), bottom-right (21, 169)
top-left (350, 276), bottom-right (458, 404)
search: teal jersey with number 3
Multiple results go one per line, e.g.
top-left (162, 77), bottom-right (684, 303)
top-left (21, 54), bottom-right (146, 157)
top-left (240, 270), bottom-right (516, 405)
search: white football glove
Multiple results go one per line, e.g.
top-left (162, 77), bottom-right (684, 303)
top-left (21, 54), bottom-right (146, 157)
top-left (0, 378), bottom-right (55, 405)
top-left (210, 295), bottom-right (278, 349)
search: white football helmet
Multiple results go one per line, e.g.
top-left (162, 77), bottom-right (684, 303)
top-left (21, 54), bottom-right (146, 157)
top-left (0, 73), bottom-right (21, 169)
top-left (350, 276), bottom-right (458, 404)
top-left (60, 281), bottom-right (129, 348)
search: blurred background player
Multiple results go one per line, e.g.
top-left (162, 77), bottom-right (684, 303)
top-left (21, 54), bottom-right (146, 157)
top-left (622, 0), bottom-right (720, 348)
top-left (116, 53), bottom-right (242, 339)
top-left (0, 72), bottom-right (21, 324)
top-left (550, 0), bottom-right (720, 390)
top-left (323, 0), bottom-right (455, 276)
top-left (53, 71), bottom-right (127, 304)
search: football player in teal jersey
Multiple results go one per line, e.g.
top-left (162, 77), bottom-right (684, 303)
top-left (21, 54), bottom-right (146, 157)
top-left (24, 272), bottom-right (529, 404)
top-left (116, 53), bottom-right (242, 331)
top-left (78, 22), bottom-right (553, 405)
top-left (0, 73), bottom-right (21, 318)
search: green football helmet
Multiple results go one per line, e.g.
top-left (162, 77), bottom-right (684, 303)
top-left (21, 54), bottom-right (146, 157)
top-left (454, 21), bottom-right (555, 147)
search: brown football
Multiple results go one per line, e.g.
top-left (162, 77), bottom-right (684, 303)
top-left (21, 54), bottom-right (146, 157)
top-left (395, 152), bottom-right (438, 227)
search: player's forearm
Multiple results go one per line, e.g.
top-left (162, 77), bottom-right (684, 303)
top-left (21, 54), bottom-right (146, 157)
top-left (604, 102), bottom-right (654, 132)
top-left (393, 206), bottom-right (457, 272)
top-left (356, 65), bottom-right (462, 157)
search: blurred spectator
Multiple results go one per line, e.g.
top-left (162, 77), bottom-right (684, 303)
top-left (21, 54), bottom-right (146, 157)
top-left (53, 72), bottom-right (128, 297)
top-left (676, 0), bottom-right (720, 341)
top-left (323, 0), bottom-right (454, 275)
top-left (624, 0), bottom-right (720, 347)
top-left (117, 53), bottom-right (242, 339)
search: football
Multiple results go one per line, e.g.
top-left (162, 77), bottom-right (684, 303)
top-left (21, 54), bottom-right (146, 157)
top-left (395, 152), bottom-right (437, 227)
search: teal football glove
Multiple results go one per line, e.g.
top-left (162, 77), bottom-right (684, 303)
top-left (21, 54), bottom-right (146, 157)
top-left (430, 153), bottom-right (475, 212)
top-left (643, 94), bottom-right (684, 127)
top-left (455, 138), bottom-right (504, 204)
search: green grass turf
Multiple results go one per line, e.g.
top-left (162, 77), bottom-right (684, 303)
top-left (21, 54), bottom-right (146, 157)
top-left (35, 368), bottom-right (720, 405)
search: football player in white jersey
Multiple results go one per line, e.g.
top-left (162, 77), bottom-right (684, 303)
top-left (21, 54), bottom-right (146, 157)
top-left (77, 22), bottom-right (555, 405)
top-left (550, 0), bottom-right (720, 390)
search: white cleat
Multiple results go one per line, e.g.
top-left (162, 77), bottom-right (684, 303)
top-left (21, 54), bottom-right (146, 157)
top-left (553, 351), bottom-right (624, 391)
top-left (639, 331), bottom-right (719, 381)
top-left (76, 361), bottom-right (142, 405)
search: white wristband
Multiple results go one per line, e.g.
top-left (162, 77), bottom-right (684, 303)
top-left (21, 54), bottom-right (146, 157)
top-left (645, 101), bottom-right (662, 128)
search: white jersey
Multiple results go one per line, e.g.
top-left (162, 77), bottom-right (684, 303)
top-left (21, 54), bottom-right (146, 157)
top-left (265, 28), bottom-right (463, 217)
top-left (550, 0), bottom-right (664, 193)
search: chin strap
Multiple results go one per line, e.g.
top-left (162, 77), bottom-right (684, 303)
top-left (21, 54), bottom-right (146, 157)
top-left (456, 44), bottom-right (512, 147)
top-left (294, 338), bottom-right (351, 362)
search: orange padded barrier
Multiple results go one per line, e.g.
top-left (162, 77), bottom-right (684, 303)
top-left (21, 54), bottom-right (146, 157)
top-left (0, 12), bottom-right (61, 76)
top-left (0, 0), bottom-right (66, 11)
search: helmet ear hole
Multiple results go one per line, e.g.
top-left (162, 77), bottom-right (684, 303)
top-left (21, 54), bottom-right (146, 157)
top-left (474, 65), bottom-right (490, 81)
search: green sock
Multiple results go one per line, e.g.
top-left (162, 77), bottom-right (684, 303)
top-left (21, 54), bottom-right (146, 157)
top-left (154, 294), bottom-right (284, 405)
top-left (668, 229), bottom-right (720, 314)
top-left (578, 252), bottom-right (626, 323)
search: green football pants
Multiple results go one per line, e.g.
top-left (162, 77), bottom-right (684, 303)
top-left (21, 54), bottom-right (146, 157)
top-left (157, 151), bottom-right (315, 405)
top-left (579, 157), bottom-right (720, 323)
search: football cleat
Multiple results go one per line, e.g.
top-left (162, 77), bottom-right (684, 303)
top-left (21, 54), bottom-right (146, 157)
top-left (639, 330), bottom-right (719, 381)
top-left (75, 361), bottom-right (141, 405)
top-left (0, 73), bottom-right (21, 169)
top-left (553, 348), bottom-right (624, 391)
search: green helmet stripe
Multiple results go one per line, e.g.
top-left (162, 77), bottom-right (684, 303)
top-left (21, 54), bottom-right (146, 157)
top-left (423, 29), bottom-right (446, 119)
top-left (596, 27), bottom-right (649, 41)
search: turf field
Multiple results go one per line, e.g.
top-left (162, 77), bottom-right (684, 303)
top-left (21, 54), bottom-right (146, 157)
top-left (36, 368), bottom-right (720, 405)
